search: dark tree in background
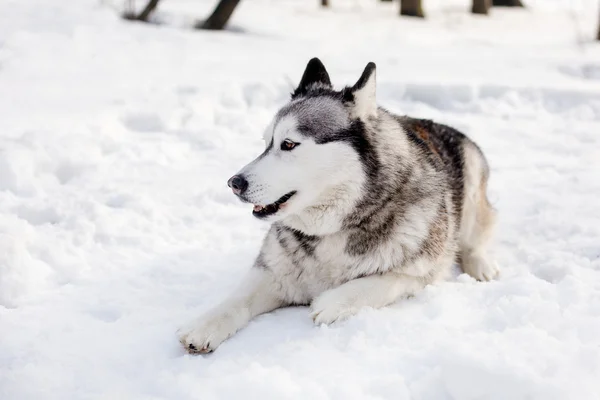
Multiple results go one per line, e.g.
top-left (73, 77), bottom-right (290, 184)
top-left (401, 0), bottom-right (425, 18)
top-left (197, 0), bottom-right (241, 30)
top-left (123, 0), bottom-right (161, 21)
top-left (123, 0), bottom-right (241, 30)
top-left (492, 0), bottom-right (524, 6)
top-left (122, 0), bottom-right (540, 29)
top-left (597, 9), bottom-right (600, 41)
top-left (472, 0), bottom-right (491, 14)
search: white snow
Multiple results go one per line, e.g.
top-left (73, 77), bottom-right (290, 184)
top-left (1, 0), bottom-right (600, 398)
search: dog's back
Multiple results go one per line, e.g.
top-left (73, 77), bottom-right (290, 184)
top-left (397, 115), bottom-right (497, 282)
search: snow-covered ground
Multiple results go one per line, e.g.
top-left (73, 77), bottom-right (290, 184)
top-left (1, 0), bottom-right (600, 398)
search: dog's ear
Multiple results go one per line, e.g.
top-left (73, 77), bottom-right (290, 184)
top-left (347, 62), bottom-right (377, 120)
top-left (292, 58), bottom-right (332, 99)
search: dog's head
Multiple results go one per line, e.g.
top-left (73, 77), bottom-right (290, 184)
top-left (228, 58), bottom-right (378, 228)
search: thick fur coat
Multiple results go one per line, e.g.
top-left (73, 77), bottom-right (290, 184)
top-left (178, 58), bottom-right (498, 353)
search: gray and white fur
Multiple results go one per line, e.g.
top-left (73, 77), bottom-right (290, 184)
top-left (178, 58), bottom-right (499, 354)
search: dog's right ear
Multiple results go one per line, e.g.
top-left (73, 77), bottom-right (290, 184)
top-left (292, 58), bottom-right (332, 99)
top-left (346, 62), bottom-right (377, 120)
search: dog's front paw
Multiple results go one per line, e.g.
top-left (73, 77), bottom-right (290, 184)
top-left (177, 311), bottom-right (240, 354)
top-left (310, 288), bottom-right (361, 325)
top-left (462, 254), bottom-right (499, 282)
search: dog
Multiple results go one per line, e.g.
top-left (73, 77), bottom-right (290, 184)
top-left (178, 58), bottom-right (499, 354)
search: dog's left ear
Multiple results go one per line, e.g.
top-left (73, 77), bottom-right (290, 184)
top-left (292, 58), bottom-right (332, 99)
top-left (347, 62), bottom-right (377, 120)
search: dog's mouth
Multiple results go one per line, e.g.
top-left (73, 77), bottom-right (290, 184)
top-left (252, 191), bottom-right (296, 219)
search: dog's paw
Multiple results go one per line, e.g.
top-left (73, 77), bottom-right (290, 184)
top-left (462, 254), bottom-right (499, 282)
top-left (177, 312), bottom-right (239, 354)
top-left (310, 288), bottom-right (361, 325)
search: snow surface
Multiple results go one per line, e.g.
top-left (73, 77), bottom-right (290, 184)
top-left (1, 0), bottom-right (600, 398)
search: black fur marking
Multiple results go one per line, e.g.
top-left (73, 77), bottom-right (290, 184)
top-left (318, 119), bottom-right (381, 188)
top-left (341, 89), bottom-right (355, 103)
top-left (346, 211), bottom-right (397, 256)
top-left (288, 228), bottom-right (319, 257)
top-left (288, 301), bottom-right (310, 307)
top-left (292, 58), bottom-right (332, 99)
top-left (335, 116), bottom-right (403, 234)
top-left (351, 62), bottom-right (376, 91)
top-left (254, 253), bottom-right (269, 270)
top-left (275, 225), bottom-right (289, 250)
top-left (271, 224), bottom-right (321, 279)
top-left (276, 225), bottom-right (319, 258)
top-left (318, 116), bottom-right (411, 257)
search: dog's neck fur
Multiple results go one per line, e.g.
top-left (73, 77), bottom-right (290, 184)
top-left (281, 177), bottom-right (365, 236)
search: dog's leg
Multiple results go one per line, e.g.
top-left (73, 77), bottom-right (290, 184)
top-left (459, 143), bottom-right (499, 281)
top-left (178, 268), bottom-right (282, 353)
top-left (310, 272), bottom-right (428, 325)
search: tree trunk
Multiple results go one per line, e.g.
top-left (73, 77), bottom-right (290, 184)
top-left (492, 0), bottom-right (524, 6)
top-left (198, 0), bottom-right (241, 30)
top-left (400, 0), bottom-right (424, 18)
top-left (321, 0), bottom-right (329, 7)
top-left (472, 0), bottom-right (491, 14)
top-left (597, 11), bottom-right (600, 41)
top-left (123, 0), bottom-right (161, 21)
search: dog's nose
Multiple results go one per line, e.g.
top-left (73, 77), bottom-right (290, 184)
top-left (227, 175), bottom-right (248, 195)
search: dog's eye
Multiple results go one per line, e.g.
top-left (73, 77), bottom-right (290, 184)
top-left (281, 140), bottom-right (298, 151)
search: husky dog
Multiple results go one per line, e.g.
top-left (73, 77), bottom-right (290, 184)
top-left (178, 58), bottom-right (499, 354)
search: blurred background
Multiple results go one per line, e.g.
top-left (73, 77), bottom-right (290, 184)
top-left (1, 1), bottom-right (600, 399)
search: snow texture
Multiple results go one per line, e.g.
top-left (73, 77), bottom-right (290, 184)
top-left (1, 0), bottom-right (600, 399)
